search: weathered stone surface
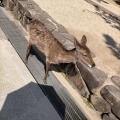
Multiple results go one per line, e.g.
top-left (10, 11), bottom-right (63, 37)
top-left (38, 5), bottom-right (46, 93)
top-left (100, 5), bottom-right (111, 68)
top-left (52, 30), bottom-right (75, 50)
top-left (17, 11), bottom-right (22, 20)
top-left (91, 95), bottom-right (111, 113)
top-left (57, 24), bottom-right (68, 33)
top-left (68, 73), bottom-right (90, 98)
top-left (2, 0), bottom-right (7, 7)
top-left (29, 0), bottom-right (40, 12)
top-left (101, 85), bottom-right (120, 106)
top-left (111, 76), bottom-right (120, 89)
top-left (57, 63), bottom-right (89, 98)
top-left (34, 14), bottom-right (56, 32)
top-left (8, 0), bottom-right (14, 11)
top-left (18, 1), bottom-right (26, 15)
top-left (12, 5), bottom-right (18, 17)
top-left (23, 16), bottom-right (30, 25)
top-left (25, 8), bottom-right (36, 19)
top-left (76, 61), bottom-right (107, 93)
top-left (11, 0), bottom-right (17, 5)
top-left (112, 104), bottom-right (120, 119)
top-left (101, 85), bottom-right (120, 119)
top-left (103, 113), bottom-right (118, 120)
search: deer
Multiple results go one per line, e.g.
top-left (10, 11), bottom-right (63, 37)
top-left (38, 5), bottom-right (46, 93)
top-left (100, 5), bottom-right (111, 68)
top-left (24, 19), bottom-right (95, 84)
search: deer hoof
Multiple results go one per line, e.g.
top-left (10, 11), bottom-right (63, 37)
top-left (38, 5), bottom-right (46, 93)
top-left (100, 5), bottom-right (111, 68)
top-left (43, 79), bottom-right (47, 84)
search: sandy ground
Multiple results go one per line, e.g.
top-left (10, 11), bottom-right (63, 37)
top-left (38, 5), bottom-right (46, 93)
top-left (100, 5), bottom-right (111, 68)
top-left (33, 0), bottom-right (120, 76)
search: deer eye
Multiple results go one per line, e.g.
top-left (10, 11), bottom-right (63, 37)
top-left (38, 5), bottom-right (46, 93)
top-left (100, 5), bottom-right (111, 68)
top-left (83, 54), bottom-right (87, 57)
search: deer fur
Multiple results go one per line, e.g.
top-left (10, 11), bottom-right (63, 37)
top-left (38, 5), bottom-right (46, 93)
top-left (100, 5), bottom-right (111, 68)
top-left (25, 20), bottom-right (95, 83)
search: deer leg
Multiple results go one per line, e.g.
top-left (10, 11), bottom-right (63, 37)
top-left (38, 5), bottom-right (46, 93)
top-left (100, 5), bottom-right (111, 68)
top-left (24, 43), bottom-right (32, 64)
top-left (43, 61), bottom-right (50, 84)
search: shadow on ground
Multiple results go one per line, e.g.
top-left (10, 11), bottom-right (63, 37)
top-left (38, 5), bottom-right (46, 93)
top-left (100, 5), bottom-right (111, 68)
top-left (0, 82), bottom-right (65, 120)
top-left (103, 34), bottom-right (120, 59)
top-left (92, 4), bottom-right (120, 31)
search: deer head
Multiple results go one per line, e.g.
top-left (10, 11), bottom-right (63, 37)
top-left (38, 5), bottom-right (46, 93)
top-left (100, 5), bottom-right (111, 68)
top-left (75, 35), bottom-right (95, 68)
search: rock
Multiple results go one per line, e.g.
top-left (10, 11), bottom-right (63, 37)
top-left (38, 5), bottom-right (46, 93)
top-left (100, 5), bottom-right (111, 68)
top-left (111, 76), bottom-right (120, 89)
top-left (57, 63), bottom-right (89, 98)
top-left (25, 8), bottom-right (36, 19)
top-left (34, 14), bottom-right (56, 32)
top-left (17, 11), bottom-right (22, 20)
top-left (2, 0), bottom-right (7, 7)
top-left (8, 0), bottom-right (14, 11)
top-left (91, 95), bottom-right (111, 113)
top-left (12, 5), bottom-right (18, 17)
top-left (52, 30), bottom-right (75, 50)
top-left (18, 1), bottom-right (27, 15)
top-left (112, 104), bottom-right (120, 119)
top-left (57, 24), bottom-right (68, 33)
top-left (68, 73), bottom-right (90, 98)
top-left (11, 0), bottom-right (18, 5)
top-left (101, 85), bottom-right (120, 119)
top-left (102, 113), bottom-right (118, 120)
top-left (76, 61), bottom-right (107, 93)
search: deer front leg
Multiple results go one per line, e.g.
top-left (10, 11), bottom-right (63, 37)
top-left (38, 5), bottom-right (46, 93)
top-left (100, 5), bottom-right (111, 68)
top-left (43, 60), bottom-right (51, 84)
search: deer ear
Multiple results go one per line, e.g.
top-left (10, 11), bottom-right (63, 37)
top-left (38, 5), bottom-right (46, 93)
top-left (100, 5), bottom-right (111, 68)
top-left (80, 35), bottom-right (87, 46)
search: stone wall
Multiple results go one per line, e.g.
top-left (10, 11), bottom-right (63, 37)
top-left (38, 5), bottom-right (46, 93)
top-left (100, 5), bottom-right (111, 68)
top-left (2, 0), bottom-right (120, 120)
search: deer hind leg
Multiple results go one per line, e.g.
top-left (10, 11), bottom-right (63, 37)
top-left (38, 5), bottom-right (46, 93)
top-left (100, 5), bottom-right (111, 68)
top-left (24, 43), bottom-right (32, 64)
top-left (43, 60), bottom-right (51, 84)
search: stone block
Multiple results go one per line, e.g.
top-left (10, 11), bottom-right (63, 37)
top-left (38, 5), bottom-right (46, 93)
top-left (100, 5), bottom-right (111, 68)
top-left (52, 30), bottom-right (75, 50)
top-left (112, 104), bottom-right (120, 119)
top-left (101, 85), bottom-right (120, 119)
top-left (18, 0), bottom-right (27, 15)
top-left (34, 14), bottom-right (56, 32)
top-left (111, 76), bottom-right (120, 89)
top-left (76, 61), bottom-right (107, 93)
top-left (8, 0), bottom-right (14, 11)
top-left (91, 95), bottom-right (111, 113)
top-left (25, 7), bottom-right (36, 19)
top-left (57, 24), bottom-right (68, 33)
top-left (56, 63), bottom-right (89, 98)
top-left (2, 0), bottom-right (7, 7)
top-left (12, 5), bottom-right (18, 17)
top-left (17, 11), bottom-right (22, 20)
top-left (102, 113), bottom-right (118, 120)
top-left (23, 15), bottom-right (30, 25)
top-left (11, 0), bottom-right (17, 5)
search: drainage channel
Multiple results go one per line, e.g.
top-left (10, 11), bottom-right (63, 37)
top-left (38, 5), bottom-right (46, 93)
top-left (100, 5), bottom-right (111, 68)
top-left (0, 8), bottom-right (89, 120)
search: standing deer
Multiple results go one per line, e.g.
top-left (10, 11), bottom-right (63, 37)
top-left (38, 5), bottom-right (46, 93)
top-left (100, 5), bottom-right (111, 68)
top-left (25, 20), bottom-right (95, 83)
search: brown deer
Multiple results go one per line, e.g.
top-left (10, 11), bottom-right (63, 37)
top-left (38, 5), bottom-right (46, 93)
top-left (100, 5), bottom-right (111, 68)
top-left (25, 20), bottom-right (95, 83)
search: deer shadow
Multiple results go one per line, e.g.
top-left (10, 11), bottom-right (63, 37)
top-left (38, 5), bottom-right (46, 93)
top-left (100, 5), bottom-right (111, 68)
top-left (103, 34), bottom-right (120, 59)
